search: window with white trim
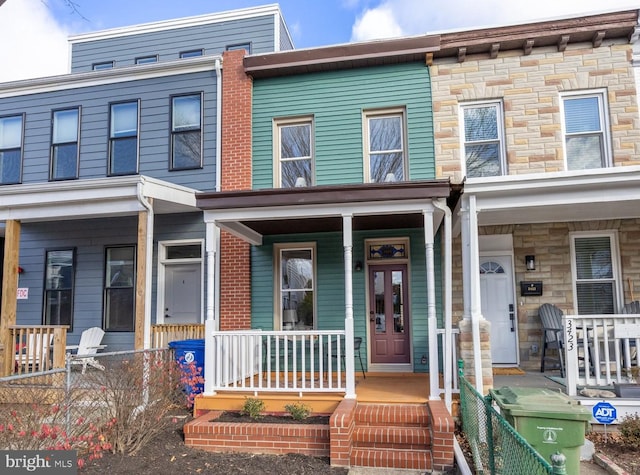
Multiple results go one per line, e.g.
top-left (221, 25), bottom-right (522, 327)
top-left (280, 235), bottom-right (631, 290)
top-left (364, 108), bottom-right (406, 183)
top-left (0, 114), bottom-right (23, 185)
top-left (274, 117), bottom-right (313, 188)
top-left (276, 244), bottom-right (315, 330)
top-left (460, 101), bottom-right (506, 178)
top-left (562, 91), bottom-right (611, 170)
top-left (51, 108), bottom-right (80, 180)
top-left (571, 232), bottom-right (620, 315)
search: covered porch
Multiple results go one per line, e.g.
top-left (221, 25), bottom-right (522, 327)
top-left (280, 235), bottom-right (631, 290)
top-left (195, 180), bottom-right (459, 409)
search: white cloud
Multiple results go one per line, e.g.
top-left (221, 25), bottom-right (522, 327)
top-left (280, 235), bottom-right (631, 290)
top-left (0, 0), bottom-right (69, 82)
top-left (351, 0), bottom-right (640, 41)
top-left (351, 5), bottom-right (403, 42)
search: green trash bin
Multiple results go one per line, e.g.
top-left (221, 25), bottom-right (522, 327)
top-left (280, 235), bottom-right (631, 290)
top-left (490, 386), bottom-right (591, 475)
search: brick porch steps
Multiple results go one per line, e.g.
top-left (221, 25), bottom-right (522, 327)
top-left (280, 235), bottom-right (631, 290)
top-left (349, 403), bottom-right (433, 470)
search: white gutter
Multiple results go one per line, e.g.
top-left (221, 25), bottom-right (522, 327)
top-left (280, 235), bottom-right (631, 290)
top-left (137, 179), bottom-right (154, 350)
top-left (433, 198), bottom-right (453, 410)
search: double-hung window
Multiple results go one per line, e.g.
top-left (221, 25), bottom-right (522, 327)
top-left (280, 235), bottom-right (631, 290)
top-left (364, 109), bottom-right (406, 183)
top-left (109, 101), bottom-right (139, 176)
top-left (460, 101), bottom-right (505, 178)
top-left (562, 91), bottom-right (611, 170)
top-left (276, 244), bottom-right (315, 330)
top-left (571, 232), bottom-right (620, 315)
top-left (51, 108), bottom-right (80, 180)
top-left (171, 93), bottom-right (202, 170)
top-left (275, 117), bottom-right (313, 188)
top-left (0, 114), bottom-right (24, 184)
top-left (44, 249), bottom-right (75, 329)
top-left (104, 246), bottom-right (136, 331)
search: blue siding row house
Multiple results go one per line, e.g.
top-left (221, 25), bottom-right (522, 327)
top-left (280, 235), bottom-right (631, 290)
top-left (0, 5), bottom-right (292, 361)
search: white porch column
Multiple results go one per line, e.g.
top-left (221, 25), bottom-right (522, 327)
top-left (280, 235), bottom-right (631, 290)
top-left (460, 194), bottom-right (484, 393)
top-left (423, 208), bottom-right (439, 400)
top-left (204, 221), bottom-right (218, 395)
top-left (342, 214), bottom-right (356, 399)
top-left (433, 199), bottom-right (453, 409)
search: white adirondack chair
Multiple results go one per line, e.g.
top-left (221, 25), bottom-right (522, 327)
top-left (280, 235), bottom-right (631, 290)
top-left (15, 332), bottom-right (54, 370)
top-left (67, 327), bottom-right (106, 373)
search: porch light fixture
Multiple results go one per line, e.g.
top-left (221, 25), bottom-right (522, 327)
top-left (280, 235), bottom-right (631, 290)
top-left (525, 255), bottom-right (536, 271)
top-left (355, 261), bottom-right (363, 272)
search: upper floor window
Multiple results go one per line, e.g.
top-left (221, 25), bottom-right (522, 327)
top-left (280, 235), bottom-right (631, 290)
top-left (104, 246), bottom-right (136, 332)
top-left (571, 232), bottom-right (621, 315)
top-left (460, 101), bottom-right (506, 178)
top-left (276, 244), bottom-right (315, 330)
top-left (44, 249), bottom-right (75, 329)
top-left (275, 117), bottom-right (313, 188)
top-left (135, 55), bottom-right (158, 65)
top-left (51, 108), bottom-right (80, 181)
top-left (226, 43), bottom-right (252, 54)
top-left (109, 101), bottom-right (139, 176)
top-left (171, 93), bottom-right (202, 170)
top-left (0, 114), bottom-right (23, 185)
top-left (180, 49), bottom-right (203, 59)
top-left (92, 61), bottom-right (114, 71)
top-left (562, 91), bottom-right (611, 170)
top-left (364, 109), bottom-right (406, 183)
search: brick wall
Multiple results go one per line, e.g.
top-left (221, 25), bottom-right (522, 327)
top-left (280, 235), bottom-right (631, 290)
top-left (432, 43), bottom-right (640, 179)
top-left (219, 50), bottom-right (252, 330)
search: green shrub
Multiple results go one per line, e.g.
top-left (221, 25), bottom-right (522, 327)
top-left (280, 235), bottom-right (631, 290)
top-left (619, 413), bottom-right (640, 448)
top-left (284, 402), bottom-right (311, 421)
top-left (240, 397), bottom-right (265, 420)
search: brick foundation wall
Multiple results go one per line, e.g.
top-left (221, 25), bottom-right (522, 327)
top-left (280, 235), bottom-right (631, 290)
top-left (185, 411), bottom-right (330, 456)
top-left (219, 50), bottom-right (252, 330)
top-left (329, 399), bottom-right (357, 467)
top-left (427, 400), bottom-right (455, 472)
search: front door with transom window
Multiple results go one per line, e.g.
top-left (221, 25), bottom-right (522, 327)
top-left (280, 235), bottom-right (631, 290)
top-left (479, 256), bottom-right (517, 364)
top-left (369, 264), bottom-right (411, 364)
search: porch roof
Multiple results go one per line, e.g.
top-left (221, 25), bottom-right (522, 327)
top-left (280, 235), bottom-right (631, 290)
top-left (197, 180), bottom-right (456, 245)
top-left (0, 175), bottom-right (199, 224)
top-left (460, 166), bottom-right (640, 227)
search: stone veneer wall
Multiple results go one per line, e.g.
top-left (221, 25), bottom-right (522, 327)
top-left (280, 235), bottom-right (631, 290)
top-left (431, 42), bottom-right (640, 178)
top-left (452, 218), bottom-right (640, 371)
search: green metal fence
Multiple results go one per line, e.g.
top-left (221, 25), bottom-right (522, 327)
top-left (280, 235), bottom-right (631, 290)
top-left (458, 363), bottom-right (565, 475)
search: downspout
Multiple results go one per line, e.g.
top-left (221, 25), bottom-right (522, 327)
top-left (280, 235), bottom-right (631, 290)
top-left (213, 58), bottom-right (222, 328)
top-left (137, 179), bottom-right (154, 350)
top-left (433, 198), bottom-right (453, 410)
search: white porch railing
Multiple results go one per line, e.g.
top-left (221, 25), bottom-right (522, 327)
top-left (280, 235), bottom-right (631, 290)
top-left (209, 330), bottom-right (346, 394)
top-left (564, 314), bottom-right (640, 396)
top-left (436, 327), bottom-right (460, 408)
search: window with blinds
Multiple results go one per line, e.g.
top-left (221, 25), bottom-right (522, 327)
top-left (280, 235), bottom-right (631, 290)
top-left (572, 234), bottom-right (617, 314)
top-left (562, 91), bottom-right (610, 170)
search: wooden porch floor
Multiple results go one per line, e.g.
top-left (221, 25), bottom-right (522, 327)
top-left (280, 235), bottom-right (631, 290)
top-left (193, 372), bottom-right (431, 415)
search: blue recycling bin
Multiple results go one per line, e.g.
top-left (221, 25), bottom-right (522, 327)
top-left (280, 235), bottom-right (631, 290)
top-left (168, 339), bottom-right (205, 396)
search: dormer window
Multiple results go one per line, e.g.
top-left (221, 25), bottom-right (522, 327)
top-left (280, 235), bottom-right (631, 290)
top-left (92, 61), bottom-right (114, 71)
top-left (135, 55), bottom-right (158, 65)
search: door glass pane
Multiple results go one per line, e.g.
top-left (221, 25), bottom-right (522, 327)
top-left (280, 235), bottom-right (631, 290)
top-left (373, 271), bottom-right (386, 334)
top-left (392, 271), bottom-right (404, 334)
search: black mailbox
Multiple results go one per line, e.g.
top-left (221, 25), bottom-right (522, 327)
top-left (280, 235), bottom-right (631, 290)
top-left (520, 281), bottom-right (543, 296)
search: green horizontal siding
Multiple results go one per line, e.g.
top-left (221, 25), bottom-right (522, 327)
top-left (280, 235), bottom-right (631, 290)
top-left (250, 227), bottom-right (443, 372)
top-left (252, 62), bottom-right (434, 189)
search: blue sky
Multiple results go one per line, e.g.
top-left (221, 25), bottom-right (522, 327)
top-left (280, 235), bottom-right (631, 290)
top-left (0, 0), bottom-right (638, 82)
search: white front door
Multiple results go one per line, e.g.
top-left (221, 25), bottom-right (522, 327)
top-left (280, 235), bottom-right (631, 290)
top-left (164, 263), bottom-right (201, 324)
top-left (479, 256), bottom-right (518, 365)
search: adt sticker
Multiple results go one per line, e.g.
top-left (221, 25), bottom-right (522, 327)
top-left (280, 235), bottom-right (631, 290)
top-left (183, 351), bottom-right (195, 364)
top-left (593, 401), bottom-right (617, 424)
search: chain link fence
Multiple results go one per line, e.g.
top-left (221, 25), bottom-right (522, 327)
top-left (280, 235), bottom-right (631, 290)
top-left (0, 348), bottom-right (192, 457)
top-left (458, 364), bottom-right (562, 475)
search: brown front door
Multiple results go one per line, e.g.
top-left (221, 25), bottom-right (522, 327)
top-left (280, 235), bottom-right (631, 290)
top-left (369, 264), bottom-right (410, 364)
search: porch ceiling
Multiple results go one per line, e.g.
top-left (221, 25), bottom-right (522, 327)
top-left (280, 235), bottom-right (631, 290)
top-left (464, 167), bottom-right (640, 227)
top-left (0, 176), bottom-right (199, 223)
top-left (197, 180), bottom-right (456, 245)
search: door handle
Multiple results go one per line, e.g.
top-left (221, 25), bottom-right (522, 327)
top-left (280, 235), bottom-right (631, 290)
top-left (508, 304), bottom-right (515, 332)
